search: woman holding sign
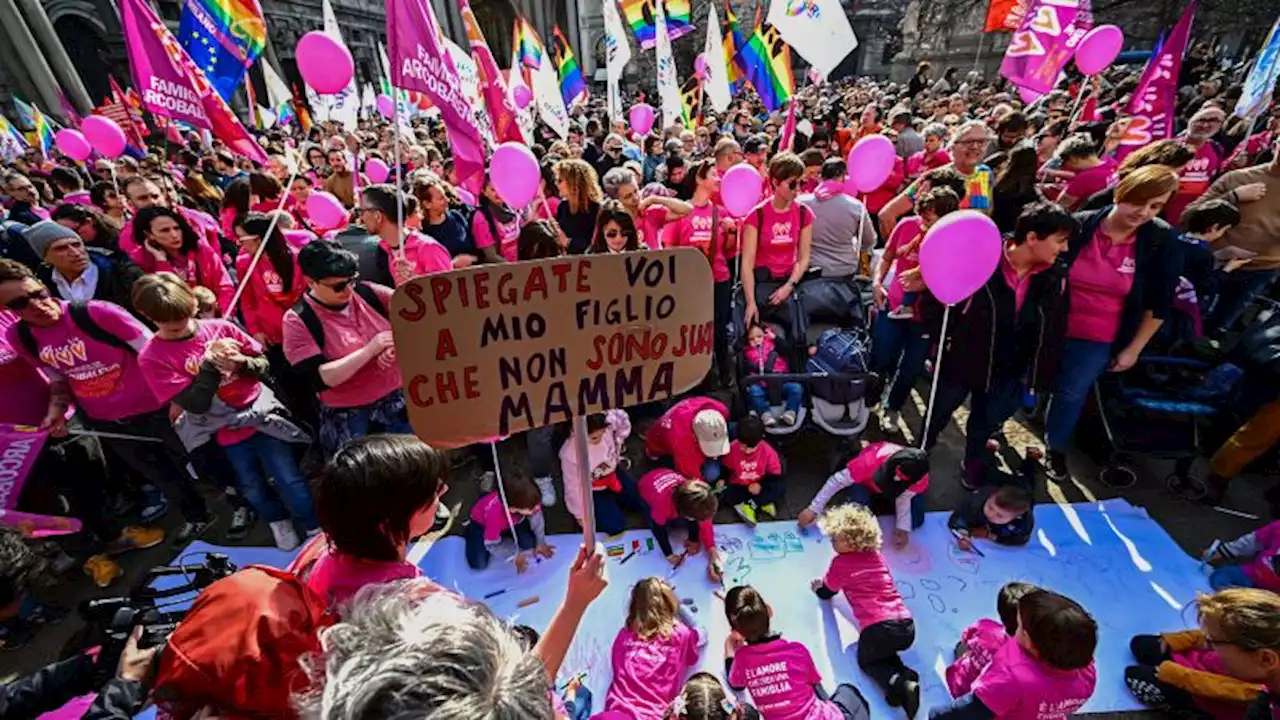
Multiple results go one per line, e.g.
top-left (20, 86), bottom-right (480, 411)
top-left (740, 154), bottom-right (815, 328)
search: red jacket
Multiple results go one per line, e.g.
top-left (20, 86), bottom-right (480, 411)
top-left (644, 396), bottom-right (729, 479)
top-left (131, 240), bottom-right (236, 313)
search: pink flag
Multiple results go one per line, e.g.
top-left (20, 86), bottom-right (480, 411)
top-left (389, 0), bottom-right (487, 195)
top-left (999, 0), bottom-right (1093, 97)
top-left (0, 424), bottom-right (48, 511)
top-left (1116, 0), bottom-right (1197, 159)
top-left (459, 0), bottom-right (524, 144)
top-left (780, 98), bottom-right (797, 152)
top-left (119, 0), bottom-right (266, 163)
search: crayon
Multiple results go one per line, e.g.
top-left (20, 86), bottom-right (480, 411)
top-left (950, 528), bottom-right (986, 557)
top-left (518, 595), bottom-right (540, 608)
top-left (484, 588), bottom-right (508, 599)
top-left (620, 549), bottom-right (638, 565)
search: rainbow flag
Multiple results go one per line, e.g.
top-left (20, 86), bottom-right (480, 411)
top-left (622, 0), bottom-right (693, 50)
top-left (179, 0), bottom-right (267, 101)
top-left (736, 22), bottom-right (793, 112)
top-left (680, 75), bottom-right (703, 128)
top-left (515, 16), bottom-right (544, 70)
top-left (31, 105), bottom-right (54, 159)
top-left (552, 26), bottom-right (587, 107)
top-left (723, 3), bottom-right (747, 95)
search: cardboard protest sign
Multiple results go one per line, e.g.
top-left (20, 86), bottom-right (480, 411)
top-left (391, 250), bottom-right (714, 448)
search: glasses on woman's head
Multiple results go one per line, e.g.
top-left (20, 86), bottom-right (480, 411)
top-left (5, 288), bottom-right (50, 311)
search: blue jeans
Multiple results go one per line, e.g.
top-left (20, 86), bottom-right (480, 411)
top-left (702, 457), bottom-right (723, 482)
top-left (747, 382), bottom-right (804, 415)
top-left (1045, 339), bottom-right (1115, 452)
top-left (1206, 268), bottom-right (1274, 336)
top-left (844, 484), bottom-right (925, 528)
top-left (318, 390), bottom-right (413, 455)
top-left (464, 517), bottom-right (535, 570)
top-left (1209, 565), bottom-right (1254, 591)
top-left (591, 469), bottom-right (647, 536)
top-left (871, 315), bottom-right (930, 412)
top-left (223, 433), bottom-right (317, 532)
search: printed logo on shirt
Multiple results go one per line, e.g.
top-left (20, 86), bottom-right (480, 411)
top-left (38, 337), bottom-right (88, 367)
top-left (769, 221), bottom-right (794, 245)
top-left (1118, 257), bottom-right (1136, 275)
top-left (736, 457), bottom-right (763, 482)
top-left (1036, 697), bottom-right (1087, 719)
top-left (38, 336), bottom-right (122, 398)
top-left (263, 270), bottom-right (284, 293)
top-left (182, 353), bottom-right (237, 387)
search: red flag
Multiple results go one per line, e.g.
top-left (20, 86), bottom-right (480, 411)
top-left (459, 0), bottom-right (523, 143)
top-left (984, 0), bottom-right (1029, 32)
top-left (780, 98), bottom-right (797, 152)
top-left (1117, 0), bottom-right (1198, 159)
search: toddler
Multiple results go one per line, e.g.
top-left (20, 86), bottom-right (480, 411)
top-left (192, 285), bottom-right (220, 319)
top-left (1177, 199), bottom-right (1240, 313)
top-left (799, 442), bottom-right (928, 550)
top-left (638, 468), bottom-right (723, 582)
top-left (932, 589), bottom-right (1098, 720)
top-left (726, 585), bottom-right (870, 720)
top-left (463, 473), bottom-right (554, 572)
top-left (719, 416), bottom-right (784, 525)
top-left (742, 324), bottom-right (803, 427)
top-left (811, 504), bottom-right (920, 717)
top-left (605, 577), bottom-right (704, 719)
top-left (1202, 520), bottom-right (1280, 592)
top-left (559, 409), bottom-right (643, 537)
top-left (945, 582), bottom-right (1039, 697)
top-left (948, 484), bottom-right (1035, 549)
top-left (875, 187), bottom-right (960, 320)
top-left (664, 672), bottom-right (760, 719)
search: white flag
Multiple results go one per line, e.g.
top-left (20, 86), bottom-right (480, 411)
top-left (446, 39), bottom-right (495, 143)
top-left (532, 53), bottom-right (571, 140)
top-left (257, 105), bottom-right (277, 129)
top-left (305, 86), bottom-right (330, 123)
top-left (655, 0), bottom-right (682, 131)
top-left (360, 84), bottom-right (376, 115)
top-left (703, 6), bottom-right (732, 113)
top-left (604, 0), bottom-right (631, 122)
top-left (321, 0), bottom-right (359, 131)
top-left (262, 61), bottom-right (292, 109)
top-left (767, 0), bottom-right (857, 81)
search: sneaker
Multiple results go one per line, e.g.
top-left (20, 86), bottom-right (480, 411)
top-left (900, 677), bottom-right (921, 719)
top-left (106, 526), bottom-right (165, 554)
top-left (173, 519), bottom-right (212, 546)
top-left (879, 409), bottom-right (901, 434)
top-left (762, 412), bottom-right (778, 427)
top-left (734, 502), bottom-right (758, 525)
top-left (534, 476), bottom-right (557, 507)
top-left (479, 471), bottom-right (496, 492)
top-left (138, 487), bottom-right (170, 524)
top-left (780, 410), bottom-right (797, 426)
top-left (83, 554), bottom-right (123, 588)
top-left (270, 519), bottom-right (301, 551)
top-left (760, 502), bottom-right (777, 518)
top-left (1045, 450), bottom-right (1070, 482)
top-left (227, 506), bottom-right (256, 540)
top-left (887, 305), bottom-right (915, 320)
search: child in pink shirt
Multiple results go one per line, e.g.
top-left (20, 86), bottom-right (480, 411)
top-left (741, 324), bottom-right (803, 427)
top-left (464, 474), bottom-right (554, 572)
top-left (875, 186), bottom-right (959, 320)
top-left (719, 416), bottom-right (784, 526)
top-left (726, 585), bottom-right (868, 720)
top-left (667, 673), bottom-right (760, 719)
top-left (604, 577), bottom-right (703, 719)
top-left (946, 582), bottom-right (1040, 697)
top-left (637, 468), bottom-right (722, 582)
top-left (934, 589), bottom-right (1098, 720)
top-left (799, 442), bottom-right (929, 550)
top-left (811, 504), bottom-right (920, 717)
top-left (1203, 521), bottom-right (1280, 593)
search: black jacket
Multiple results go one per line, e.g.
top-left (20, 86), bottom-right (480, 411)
top-left (921, 257), bottom-right (1069, 393)
top-left (1066, 208), bottom-right (1180, 354)
top-left (949, 486), bottom-right (1034, 546)
top-left (0, 652), bottom-right (142, 720)
top-left (39, 248), bottom-right (145, 317)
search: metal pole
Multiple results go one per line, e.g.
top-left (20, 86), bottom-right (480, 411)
top-left (919, 304), bottom-right (952, 450)
top-left (574, 416), bottom-right (597, 545)
top-left (972, 34), bottom-right (985, 74)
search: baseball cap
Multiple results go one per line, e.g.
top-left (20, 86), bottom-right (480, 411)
top-left (693, 409), bottom-right (730, 458)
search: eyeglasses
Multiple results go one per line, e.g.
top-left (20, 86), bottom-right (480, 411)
top-left (782, 180), bottom-right (798, 190)
top-left (322, 274), bottom-right (359, 292)
top-left (604, 229), bottom-right (623, 238)
top-left (955, 138), bottom-right (988, 148)
top-left (6, 288), bottom-right (50, 311)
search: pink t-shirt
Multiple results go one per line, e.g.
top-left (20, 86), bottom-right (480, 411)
top-left (972, 641), bottom-right (1097, 719)
top-left (728, 637), bottom-right (844, 720)
top-left (1063, 159), bottom-right (1117, 205)
top-left (382, 232), bottom-right (453, 285)
top-left (5, 301), bottom-right (161, 422)
top-left (0, 312), bottom-right (50, 426)
top-left (1167, 140), bottom-right (1224, 224)
top-left (1242, 521), bottom-right (1280, 592)
top-left (473, 207), bottom-right (522, 261)
top-left (639, 204), bottom-right (669, 250)
top-left (822, 550), bottom-right (911, 628)
top-left (946, 618), bottom-right (1010, 698)
top-left (672, 202), bottom-right (731, 282)
top-left (138, 320), bottom-right (264, 446)
top-left (723, 440), bottom-right (782, 486)
top-left (884, 216), bottom-right (925, 310)
top-left (745, 200), bottom-right (814, 280)
top-left (469, 491), bottom-right (541, 543)
top-left (604, 623), bottom-right (700, 720)
top-left (281, 284), bottom-right (401, 409)
top-left (1066, 228), bottom-right (1135, 343)
top-left (289, 535), bottom-right (424, 610)
top-left (637, 468), bottom-right (716, 551)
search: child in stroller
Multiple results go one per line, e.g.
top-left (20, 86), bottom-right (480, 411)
top-left (741, 322), bottom-right (803, 427)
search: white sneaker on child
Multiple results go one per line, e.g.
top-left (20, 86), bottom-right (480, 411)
top-left (780, 410), bottom-right (797, 426)
top-left (761, 412), bottom-right (778, 427)
top-left (270, 520), bottom-right (301, 551)
top-left (887, 305), bottom-right (915, 320)
top-left (879, 409), bottom-right (901, 434)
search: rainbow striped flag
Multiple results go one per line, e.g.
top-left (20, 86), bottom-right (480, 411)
top-left (30, 105), bottom-right (54, 159)
top-left (736, 22), bottom-right (793, 112)
top-left (622, 0), bottom-right (694, 49)
top-left (680, 75), bottom-right (703, 128)
top-left (515, 16), bottom-right (544, 70)
top-left (179, 0), bottom-right (267, 101)
top-left (723, 3), bottom-right (747, 95)
top-left (552, 26), bottom-right (587, 107)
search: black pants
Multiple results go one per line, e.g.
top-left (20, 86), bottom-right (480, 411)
top-left (189, 442), bottom-right (249, 511)
top-left (29, 418), bottom-right (115, 545)
top-left (858, 618), bottom-right (917, 697)
top-left (714, 280), bottom-right (733, 385)
top-left (1126, 635), bottom-right (1212, 720)
top-left (85, 408), bottom-right (210, 523)
top-left (816, 683), bottom-right (872, 720)
top-left (721, 477), bottom-right (785, 508)
top-left (266, 343), bottom-right (318, 431)
top-left (650, 516), bottom-right (700, 557)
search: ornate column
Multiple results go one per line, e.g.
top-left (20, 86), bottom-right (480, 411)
top-left (0, 0), bottom-right (65, 114)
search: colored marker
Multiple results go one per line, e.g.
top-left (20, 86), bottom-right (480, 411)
top-left (950, 528), bottom-right (986, 557)
top-left (558, 672), bottom-right (587, 690)
top-left (484, 588), bottom-right (508, 599)
top-left (620, 549), bottom-right (638, 565)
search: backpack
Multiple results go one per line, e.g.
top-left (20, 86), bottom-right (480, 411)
top-left (292, 282), bottom-right (388, 358)
top-left (807, 327), bottom-right (872, 375)
top-left (15, 302), bottom-right (137, 359)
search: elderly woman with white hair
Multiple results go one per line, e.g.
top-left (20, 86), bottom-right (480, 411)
top-left (299, 546), bottom-right (608, 720)
top-left (877, 119), bottom-right (996, 236)
top-left (600, 167), bottom-right (691, 248)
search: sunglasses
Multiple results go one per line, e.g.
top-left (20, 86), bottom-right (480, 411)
top-left (782, 180), bottom-right (798, 190)
top-left (605, 229), bottom-right (623, 238)
top-left (6, 288), bottom-right (50, 311)
top-left (322, 274), bottom-right (360, 292)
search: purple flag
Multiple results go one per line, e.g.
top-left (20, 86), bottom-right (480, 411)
top-left (1000, 0), bottom-right (1093, 96)
top-left (0, 424), bottom-right (49, 511)
top-left (389, 0), bottom-right (487, 195)
top-left (1116, 0), bottom-right (1198, 159)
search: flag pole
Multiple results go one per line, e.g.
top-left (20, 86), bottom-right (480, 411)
top-left (393, 92), bottom-right (406, 264)
top-left (973, 34), bottom-right (985, 74)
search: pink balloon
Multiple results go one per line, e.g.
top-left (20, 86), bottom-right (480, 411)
top-left (846, 135), bottom-right (896, 193)
top-left (456, 188), bottom-right (477, 206)
top-left (81, 116), bottom-right (127, 158)
top-left (720, 163), bottom-right (764, 218)
top-left (365, 158), bottom-right (390, 183)
top-left (1074, 24), bottom-right (1124, 76)
top-left (306, 191), bottom-right (349, 231)
top-left (296, 32), bottom-right (354, 94)
top-left (918, 210), bottom-right (1002, 305)
top-left (55, 129), bottom-right (91, 162)
top-left (513, 85), bottom-right (533, 110)
top-left (490, 143), bottom-right (540, 209)
top-left (376, 94), bottom-right (395, 119)
top-left (629, 104), bottom-right (656, 136)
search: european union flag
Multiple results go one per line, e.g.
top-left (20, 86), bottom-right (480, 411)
top-left (178, 0), bottom-right (267, 101)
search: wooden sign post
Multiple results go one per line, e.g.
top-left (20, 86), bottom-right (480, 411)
top-left (390, 249), bottom-right (714, 544)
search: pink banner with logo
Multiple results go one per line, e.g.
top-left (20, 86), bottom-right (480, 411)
top-left (459, 0), bottom-right (524, 144)
top-left (389, 0), bottom-right (487, 195)
top-left (1116, 0), bottom-right (1197, 159)
top-left (0, 424), bottom-right (48, 511)
top-left (999, 0), bottom-right (1093, 96)
top-left (120, 0), bottom-right (266, 163)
